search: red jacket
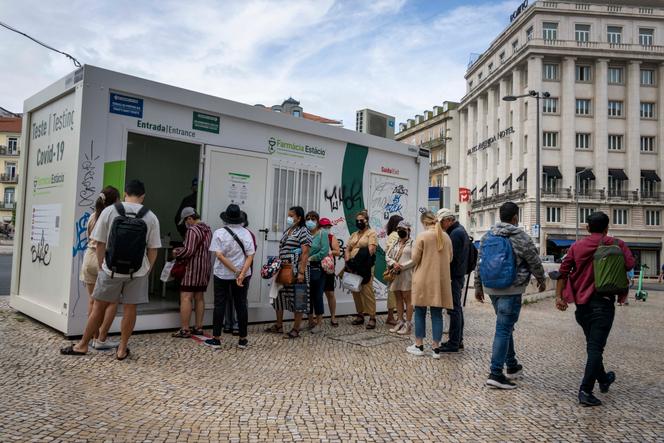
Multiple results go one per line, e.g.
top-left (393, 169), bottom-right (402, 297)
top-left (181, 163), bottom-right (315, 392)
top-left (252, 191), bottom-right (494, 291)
top-left (559, 233), bottom-right (635, 304)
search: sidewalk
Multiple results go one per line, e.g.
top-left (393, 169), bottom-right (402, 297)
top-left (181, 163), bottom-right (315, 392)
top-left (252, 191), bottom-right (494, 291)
top-left (1, 292), bottom-right (662, 441)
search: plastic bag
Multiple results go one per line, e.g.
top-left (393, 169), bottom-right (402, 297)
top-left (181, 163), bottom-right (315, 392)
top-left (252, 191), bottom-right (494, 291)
top-left (160, 261), bottom-right (175, 282)
top-left (341, 272), bottom-right (363, 292)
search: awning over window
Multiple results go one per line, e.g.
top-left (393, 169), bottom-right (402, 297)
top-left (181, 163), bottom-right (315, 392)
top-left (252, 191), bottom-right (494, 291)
top-left (641, 170), bottom-right (661, 182)
top-left (543, 166), bottom-right (562, 179)
top-left (490, 179), bottom-right (499, 190)
top-left (626, 242), bottom-right (662, 250)
top-left (479, 182), bottom-right (487, 193)
top-left (576, 167), bottom-right (595, 181)
top-left (516, 169), bottom-right (527, 182)
top-left (609, 169), bottom-right (628, 180)
top-left (502, 174), bottom-right (513, 186)
top-left (547, 238), bottom-right (576, 248)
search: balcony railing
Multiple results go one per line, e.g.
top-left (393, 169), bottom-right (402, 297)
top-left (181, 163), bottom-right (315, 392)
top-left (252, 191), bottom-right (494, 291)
top-left (0, 173), bottom-right (18, 184)
top-left (541, 188), bottom-right (573, 199)
top-left (471, 189), bottom-right (526, 209)
top-left (429, 160), bottom-right (450, 172)
top-left (0, 147), bottom-right (19, 156)
top-left (534, 38), bottom-right (664, 54)
top-left (421, 136), bottom-right (449, 150)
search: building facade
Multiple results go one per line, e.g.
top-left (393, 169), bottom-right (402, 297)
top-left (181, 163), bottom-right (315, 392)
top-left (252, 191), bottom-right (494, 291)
top-left (0, 116), bottom-right (21, 225)
top-left (395, 101), bottom-right (460, 209)
top-left (459, 0), bottom-right (664, 274)
top-left (256, 98), bottom-right (343, 126)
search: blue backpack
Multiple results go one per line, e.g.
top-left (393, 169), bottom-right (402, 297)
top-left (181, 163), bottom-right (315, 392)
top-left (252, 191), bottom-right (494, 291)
top-left (479, 232), bottom-right (517, 289)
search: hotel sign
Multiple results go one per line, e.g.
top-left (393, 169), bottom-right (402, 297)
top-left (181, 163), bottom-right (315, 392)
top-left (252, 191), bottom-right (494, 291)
top-left (510, 0), bottom-right (528, 22)
top-left (467, 127), bottom-right (515, 155)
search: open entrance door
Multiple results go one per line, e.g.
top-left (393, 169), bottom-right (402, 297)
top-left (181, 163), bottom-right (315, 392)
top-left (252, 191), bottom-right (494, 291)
top-left (202, 146), bottom-right (269, 307)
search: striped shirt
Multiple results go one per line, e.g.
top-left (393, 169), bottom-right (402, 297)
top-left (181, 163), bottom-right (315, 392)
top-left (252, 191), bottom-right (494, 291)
top-left (175, 222), bottom-right (213, 287)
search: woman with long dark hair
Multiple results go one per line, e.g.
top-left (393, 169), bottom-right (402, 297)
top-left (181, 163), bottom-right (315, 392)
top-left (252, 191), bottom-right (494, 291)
top-left (384, 214), bottom-right (403, 326)
top-left (79, 186), bottom-right (120, 350)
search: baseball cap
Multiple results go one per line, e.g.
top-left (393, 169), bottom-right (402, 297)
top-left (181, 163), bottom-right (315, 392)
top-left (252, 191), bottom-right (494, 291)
top-left (178, 207), bottom-right (197, 225)
top-left (319, 217), bottom-right (332, 227)
top-left (436, 208), bottom-right (456, 221)
top-left (397, 220), bottom-right (412, 230)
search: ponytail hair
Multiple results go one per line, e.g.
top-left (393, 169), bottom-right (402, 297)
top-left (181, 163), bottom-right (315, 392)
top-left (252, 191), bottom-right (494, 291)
top-left (95, 186), bottom-right (121, 220)
top-left (420, 211), bottom-right (444, 251)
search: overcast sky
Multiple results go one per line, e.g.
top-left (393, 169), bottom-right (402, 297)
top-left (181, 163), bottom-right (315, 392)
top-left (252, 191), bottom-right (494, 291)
top-left (1, 0), bottom-right (517, 128)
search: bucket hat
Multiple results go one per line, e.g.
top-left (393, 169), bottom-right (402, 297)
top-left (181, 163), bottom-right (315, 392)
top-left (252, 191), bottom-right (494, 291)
top-left (220, 204), bottom-right (244, 224)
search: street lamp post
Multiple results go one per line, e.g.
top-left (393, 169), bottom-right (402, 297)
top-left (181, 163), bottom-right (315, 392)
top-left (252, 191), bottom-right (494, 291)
top-left (502, 90), bottom-right (550, 250)
top-left (575, 168), bottom-right (590, 241)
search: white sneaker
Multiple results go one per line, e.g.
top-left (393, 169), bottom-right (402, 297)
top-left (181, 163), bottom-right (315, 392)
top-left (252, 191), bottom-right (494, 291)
top-left (432, 348), bottom-right (441, 359)
top-left (397, 322), bottom-right (412, 335)
top-left (92, 338), bottom-right (118, 350)
top-left (389, 321), bottom-right (404, 333)
top-left (406, 344), bottom-right (425, 356)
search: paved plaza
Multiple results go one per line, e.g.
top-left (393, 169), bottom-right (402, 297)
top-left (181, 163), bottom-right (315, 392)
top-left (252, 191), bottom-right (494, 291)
top-left (0, 292), bottom-right (663, 442)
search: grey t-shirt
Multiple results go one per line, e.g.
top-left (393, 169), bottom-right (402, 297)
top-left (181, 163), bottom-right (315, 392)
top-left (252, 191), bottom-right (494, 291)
top-left (91, 202), bottom-right (162, 278)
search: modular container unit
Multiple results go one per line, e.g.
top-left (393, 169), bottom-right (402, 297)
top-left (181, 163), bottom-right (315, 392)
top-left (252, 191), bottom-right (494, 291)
top-left (10, 66), bottom-right (430, 336)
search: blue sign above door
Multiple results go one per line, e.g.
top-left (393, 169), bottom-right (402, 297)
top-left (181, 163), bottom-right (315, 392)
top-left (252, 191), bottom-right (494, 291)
top-left (109, 93), bottom-right (144, 118)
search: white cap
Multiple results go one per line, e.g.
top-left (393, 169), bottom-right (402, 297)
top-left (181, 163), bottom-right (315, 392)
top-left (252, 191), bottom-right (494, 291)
top-left (436, 208), bottom-right (456, 222)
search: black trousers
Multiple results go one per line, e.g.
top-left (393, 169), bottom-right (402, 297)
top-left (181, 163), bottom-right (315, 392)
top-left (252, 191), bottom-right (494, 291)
top-left (447, 276), bottom-right (465, 347)
top-left (213, 276), bottom-right (249, 338)
top-left (575, 294), bottom-right (615, 393)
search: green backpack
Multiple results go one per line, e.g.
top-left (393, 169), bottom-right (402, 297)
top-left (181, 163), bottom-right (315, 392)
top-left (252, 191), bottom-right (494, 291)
top-left (593, 237), bottom-right (628, 294)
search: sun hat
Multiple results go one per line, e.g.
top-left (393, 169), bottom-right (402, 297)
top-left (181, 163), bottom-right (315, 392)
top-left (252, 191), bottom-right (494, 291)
top-left (319, 217), bottom-right (333, 227)
top-left (220, 204), bottom-right (244, 224)
top-left (436, 208), bottom-right (456, 221)
top-left (178, 207), bottom-right (197, 225)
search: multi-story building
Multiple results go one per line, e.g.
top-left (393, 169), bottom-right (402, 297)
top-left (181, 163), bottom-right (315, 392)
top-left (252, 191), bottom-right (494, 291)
top-left (0, 115), bottom-right (21, 225)
top-left (257, 98), bottom-right (343, 126)
top-left (395, 101), bottom-right (460, 209)
top-left (459, 0), bottom-right (664, 274)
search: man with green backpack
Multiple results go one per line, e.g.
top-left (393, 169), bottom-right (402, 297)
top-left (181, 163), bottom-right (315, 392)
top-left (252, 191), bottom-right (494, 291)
top-left (555, 211), bottom-right (635, 407)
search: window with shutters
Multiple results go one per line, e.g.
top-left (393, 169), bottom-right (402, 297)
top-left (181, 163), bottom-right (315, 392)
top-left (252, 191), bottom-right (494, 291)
top-left (271, 165), bottom-right (321, 232)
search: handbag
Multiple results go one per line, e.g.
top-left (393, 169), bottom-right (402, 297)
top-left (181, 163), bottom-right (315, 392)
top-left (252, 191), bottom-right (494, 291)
top-left (276, 262), bottom-right (296, 285)
top-left (171, 260), bottom-right (186, 281)
top-left (383, 241), bottom-right (408, 283)
top-left (321, 255), bottom-right (336, 275)
top-left (341, 271), bottom-right (363, 292)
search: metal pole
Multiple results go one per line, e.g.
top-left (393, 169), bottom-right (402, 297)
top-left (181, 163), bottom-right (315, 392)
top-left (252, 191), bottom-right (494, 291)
top-left (575, 172), bottom-right (580, 241)
top-left (535, 94), bottom-right (541, 250)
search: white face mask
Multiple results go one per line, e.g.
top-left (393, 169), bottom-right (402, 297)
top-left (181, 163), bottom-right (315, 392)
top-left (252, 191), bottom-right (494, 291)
top-left (286, 217), bottom-right (295, 228)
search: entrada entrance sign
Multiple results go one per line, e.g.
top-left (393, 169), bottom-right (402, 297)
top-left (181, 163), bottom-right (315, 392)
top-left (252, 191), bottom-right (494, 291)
top-left (510, 0), bottom-right (529, 22)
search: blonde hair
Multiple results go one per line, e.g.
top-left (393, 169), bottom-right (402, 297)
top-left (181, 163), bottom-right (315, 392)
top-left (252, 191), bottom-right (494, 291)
top-left (420, 211), bottom-right (444, 251)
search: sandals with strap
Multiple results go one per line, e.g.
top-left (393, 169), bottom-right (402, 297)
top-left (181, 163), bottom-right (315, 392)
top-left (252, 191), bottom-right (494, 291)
top-left (366, 319), bottom-right (377, 330)
top-left (284, 329), bottom-right (300, 339)
top-left (171, 329), bottom-right (192, 338)
top-left (265, 324), bottom-right (283, 334)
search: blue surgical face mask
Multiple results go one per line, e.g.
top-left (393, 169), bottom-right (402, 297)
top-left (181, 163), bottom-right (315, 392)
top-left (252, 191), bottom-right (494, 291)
top-left (286, 217), bottom-right (294, 228)
top-left (306, 220), bottom-right (317, 231)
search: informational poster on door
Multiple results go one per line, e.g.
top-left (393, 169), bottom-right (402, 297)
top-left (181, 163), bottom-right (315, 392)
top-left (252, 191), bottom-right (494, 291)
top-left (30, 204), bottom-right (62, 247)
top-left (227, 172), bottom-right (250, 206)
top-left (369, 173), bottom-right (410, 249)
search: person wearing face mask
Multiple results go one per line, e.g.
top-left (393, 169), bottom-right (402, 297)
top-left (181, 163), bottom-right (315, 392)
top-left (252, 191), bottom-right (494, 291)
top-left (385, 221), bottom-right (415, 335)
top-left (319, 217), bottom-right (341, 327)
top-left (384, 215), bottom-right (404, 326)
top-left (304, 211), bottom-right (330, 333)
top-left (344, 210), bottom-right (378, 329)
top-left (265, 206), bottom-right (312, 338)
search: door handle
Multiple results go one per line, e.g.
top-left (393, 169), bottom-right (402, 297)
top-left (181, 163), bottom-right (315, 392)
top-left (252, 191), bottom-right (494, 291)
top-left (259, 228), bottom-right (269, 240)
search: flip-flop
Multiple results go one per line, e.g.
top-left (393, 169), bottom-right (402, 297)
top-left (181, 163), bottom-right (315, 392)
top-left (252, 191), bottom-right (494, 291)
top-left (264, 324), bottom-right (283, 334)
top-left (116, 348), bottom-right (130, 361)
top-left (60, 344), bottom-right (87, 356)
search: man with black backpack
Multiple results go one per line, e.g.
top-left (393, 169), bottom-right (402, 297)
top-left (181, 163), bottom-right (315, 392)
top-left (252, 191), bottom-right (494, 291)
top-left (436, 208), bottom-right (470, 353)
top-left (61, 180), bottom-right (161, 360)
top-left (555, 211), bottom-right (635, 407)
top-left (475, 202), bottom-right (546, 389)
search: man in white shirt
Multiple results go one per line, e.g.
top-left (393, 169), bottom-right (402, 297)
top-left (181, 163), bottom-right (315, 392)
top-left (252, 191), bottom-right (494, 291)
top-left (205, 204), bottom-right (255, 349)
top-left (61, 179), bottom-right (161, 360)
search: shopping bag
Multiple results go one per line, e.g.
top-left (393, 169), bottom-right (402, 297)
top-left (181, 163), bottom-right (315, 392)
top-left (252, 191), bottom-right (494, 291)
top-left (341, 272), bottom-right (363, 292)
top-left (160, 261), bottom-right (175, 282)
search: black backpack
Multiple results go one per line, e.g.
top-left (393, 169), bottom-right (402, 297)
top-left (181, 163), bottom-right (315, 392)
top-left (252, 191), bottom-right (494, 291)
top-left (466, 235), bottom-right (478, 275)
top-left (106, 202), bottom-right (150, 277)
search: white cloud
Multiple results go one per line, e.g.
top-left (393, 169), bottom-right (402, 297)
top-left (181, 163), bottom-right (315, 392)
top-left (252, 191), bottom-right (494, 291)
top-left (0, 0), bottom-right (511, 128)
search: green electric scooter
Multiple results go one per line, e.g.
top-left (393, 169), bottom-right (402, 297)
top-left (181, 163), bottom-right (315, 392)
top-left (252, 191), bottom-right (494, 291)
top-left (635, 264), bottom-right (649, 302)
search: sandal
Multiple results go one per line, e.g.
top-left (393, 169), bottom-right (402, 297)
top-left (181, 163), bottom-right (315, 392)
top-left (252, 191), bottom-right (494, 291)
top-left (265, 324), bottom-right (283, 334)
top-left (191, 328), bottom-right (204, 336)
top-left (330, 320), bottom-right (339, 328)
top-left (171, 329), bottom-right (192, 338)
top-left (385, 318), bottom-right (398, 326)
top-left (366, 319), bottom-right (376, 330)
top-left (351, 316), bottom-right (364, 326)
top-left (284, 329), bottom-right (300, 339)
top-left (60, 344), bottom-right (87, 356)
top-left (116, 348), bottom-right (130, 361)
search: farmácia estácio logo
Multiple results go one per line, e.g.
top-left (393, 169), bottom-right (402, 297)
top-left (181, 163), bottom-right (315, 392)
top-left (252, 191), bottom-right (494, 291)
top-left (268, 137), bottom-right (326, 158)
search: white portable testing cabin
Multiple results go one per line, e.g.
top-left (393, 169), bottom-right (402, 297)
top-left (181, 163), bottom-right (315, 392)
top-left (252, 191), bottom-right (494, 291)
top-left (10, 65), bottom-right (430, 336)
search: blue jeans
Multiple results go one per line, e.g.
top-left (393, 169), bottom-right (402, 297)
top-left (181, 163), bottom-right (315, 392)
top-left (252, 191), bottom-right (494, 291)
top-left (489, 294), bottom-right (522, 376)
top-left (414, 306), bottom-right (443, 343)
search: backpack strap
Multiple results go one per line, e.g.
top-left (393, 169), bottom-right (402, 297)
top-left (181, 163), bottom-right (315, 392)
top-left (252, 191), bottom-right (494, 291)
top-left (224, 226), bottom-right (246, 255)
top-left (135, 206), bottom-right (150, 219)
top-left (114, 202), bottom-right (126, 217)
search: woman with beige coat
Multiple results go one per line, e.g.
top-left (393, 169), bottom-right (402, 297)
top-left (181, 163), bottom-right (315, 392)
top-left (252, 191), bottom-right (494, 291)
top-left (406, 211), bottom-right (453, 358)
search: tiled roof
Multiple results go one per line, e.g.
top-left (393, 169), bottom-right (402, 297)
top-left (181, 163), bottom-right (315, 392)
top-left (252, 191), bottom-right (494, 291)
top-left (0, 117), bottom-right (22, 133)
top-left (302, 112), bottom-right (342, 125)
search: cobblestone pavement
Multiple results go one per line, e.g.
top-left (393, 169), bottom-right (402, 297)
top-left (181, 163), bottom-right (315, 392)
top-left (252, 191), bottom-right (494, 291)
top-left (1, 293), bottom-right (663, 442)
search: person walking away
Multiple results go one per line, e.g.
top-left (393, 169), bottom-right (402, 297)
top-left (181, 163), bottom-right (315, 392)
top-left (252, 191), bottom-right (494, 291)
top-left (345, 210), bottom-right (378, 329)
top-left (385, 221), bottom-right (414, 335)
top-left (79, 186), bottom-right (121, 350)
top-left (171, 207), bottom-right (212, 338)
top-left (384, 215), bottom-right (403, 326)
top-left (305, 211), bottom-right (330, 333)
top-left (659, 263), bottom-right (664, 284)
top-left (265, 206), bottom-right (312, 338)
top-left (554, 211), bottom-right (635, 406)
top-left (475, 202), bottom-right (546, 389)
top-left (173, 178), bottom-right (198, 239)
top-left (437, 208), bottom-right (470, 353)
top-left (320, 218), bottom-right (340, 327)
top-left (407, 211), bottom-right (453, 357)
top-left (205, 204), bottom-right (255, 349)
top-left (61, 179), bottom-right (161, 360)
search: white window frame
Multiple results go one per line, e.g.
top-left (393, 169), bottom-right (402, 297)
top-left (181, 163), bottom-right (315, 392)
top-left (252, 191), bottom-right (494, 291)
top-left (576, 133), bottom-right (591, 150)
top-left (542, 98), bottom-right (558, 114)
top-left (608, 134), bottom-right (624, 151)
top-left (645, 210), bottom-right (661, 226)
top-left (542, 132), bottom-right (558, 148)
top-left (641, 136), bottom-right (656, 152)
top-left (607, 26), bottom-right (622, 44)
top-left (576, 65), bottom-right (592, 82)
top-left (608, 176), bottom-right (624, 195)
top-left (546, 207), bottom-right (562, 223)
top-left (575, 24), bottom-right (590, 42)
top-left (608, 101), bottom-right (623, 117)
top-left (7, 137), bottom-right (18, 155)
top-left (608, 67), bottom-right (624, 84)
top-left (526, 26), bottom-right (534, 41)
top-left (641, 178), bottom-right (657, 197)
top-left (579, 207), bottom-right (595, 224)
top-left (543, 63), bottom-right (559, 80)
top-left (271, 165), bottom-right (321, 232)
top-left (641, 69), bottom-right (655, 86)
top-left (639, 28), bottom-right (654, 46)
top-left (612, 208), bottom-right (628, 225)
top-left (641, 102), bottom-right (655, 119)
top-left (576, 99), bottom-right (591, 116)
top-left (543, 22), bottom-right (558, 40)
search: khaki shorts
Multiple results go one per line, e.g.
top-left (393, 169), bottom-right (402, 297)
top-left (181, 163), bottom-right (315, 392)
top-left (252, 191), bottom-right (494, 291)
top-left (79, 248), bottom-right (99, 285)
top-left (92, 271), bottom-right (149, 305)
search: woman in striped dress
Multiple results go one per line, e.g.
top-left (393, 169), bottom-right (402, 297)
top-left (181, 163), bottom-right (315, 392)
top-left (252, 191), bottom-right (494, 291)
top-left (172, 207), bottom-right (213, 338)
